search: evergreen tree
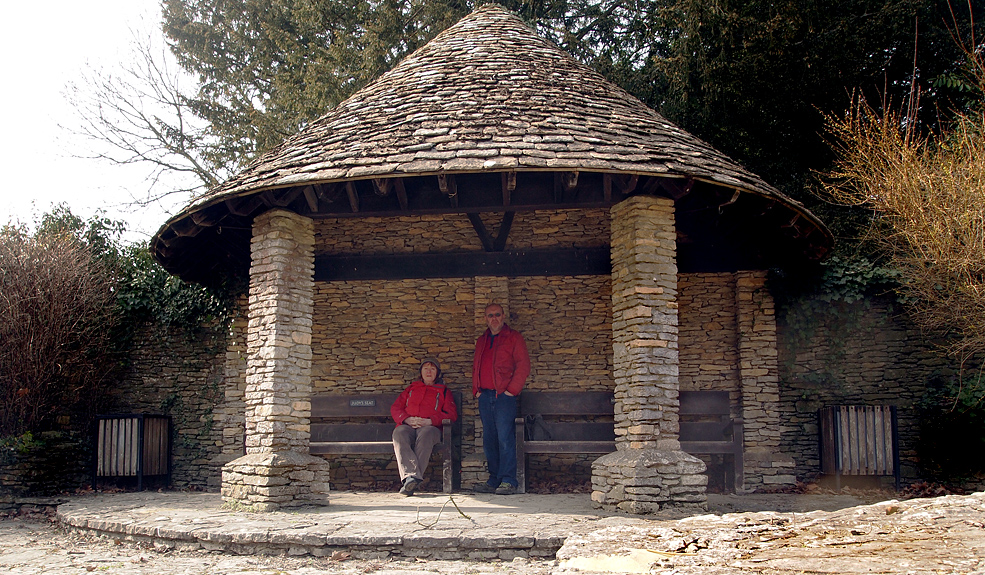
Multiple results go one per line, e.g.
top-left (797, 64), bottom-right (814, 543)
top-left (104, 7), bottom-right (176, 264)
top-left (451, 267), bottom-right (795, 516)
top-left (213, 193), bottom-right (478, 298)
top-left (75, 0), bottom-right (978, 207)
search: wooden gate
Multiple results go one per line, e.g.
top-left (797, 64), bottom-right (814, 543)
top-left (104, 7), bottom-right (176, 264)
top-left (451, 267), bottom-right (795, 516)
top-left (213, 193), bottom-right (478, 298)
top-left (93, 414), bottom-right (172, 490)
top-left (819, 405), bottom-right (899, 489)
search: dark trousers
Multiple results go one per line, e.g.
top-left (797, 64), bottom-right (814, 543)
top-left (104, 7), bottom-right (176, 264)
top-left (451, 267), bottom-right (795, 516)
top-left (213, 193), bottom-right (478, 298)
top-left (478, 391), bottom-right (518, 487)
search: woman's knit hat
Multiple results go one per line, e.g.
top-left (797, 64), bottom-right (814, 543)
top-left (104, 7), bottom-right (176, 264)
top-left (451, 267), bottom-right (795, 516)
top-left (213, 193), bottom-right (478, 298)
top-left (419, 357), bottom-right (441, 373)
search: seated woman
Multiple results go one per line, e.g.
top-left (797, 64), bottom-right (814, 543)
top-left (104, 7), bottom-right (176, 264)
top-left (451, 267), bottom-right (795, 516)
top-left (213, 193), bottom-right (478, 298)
top-left (390, 358), bottom-right (458, 495)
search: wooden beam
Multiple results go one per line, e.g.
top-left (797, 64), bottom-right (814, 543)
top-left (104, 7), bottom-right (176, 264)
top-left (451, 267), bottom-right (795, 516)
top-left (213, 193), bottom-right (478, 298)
top-left (493, 212), bottom-right (515, 252)
top-left (171, 217), bottom-right (202, 238)
top-left (394, 178), bottom-right (409, 211)
top-left (617, 174), bottom-right (639, 194)
top-left (225, 196), bottom-right (263, 217)
top-left (303, 185), bottom-right (318, 212)
top-left (661, 177), bottom-right (695, 200)
top-left (314, 247), bottom-right (611, 281)
top-left (438, 173), bottom-right (459, 208)
top-left (501, 171), bottom-right (516, 207)
top-left (603, 174), bottom-right (612, 203)
top-left (563, 171), bottom-right (579, 190)
top-left (346, 181), bottom-right (360, 213)
top-left (262, 188), bottom-right (301, 207)
top-left (373, 178), bottom-right (392, 197)
top-left (467, 213), bottom-right (495, 252)
top-left (190, 207), bottom-right (224, 227)
top-left (316, 183), bottom-right (342, 204)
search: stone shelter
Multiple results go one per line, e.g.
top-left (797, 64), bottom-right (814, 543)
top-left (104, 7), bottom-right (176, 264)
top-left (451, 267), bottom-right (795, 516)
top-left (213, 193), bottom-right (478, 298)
top-left (151, 4), bottom-right (832, 513)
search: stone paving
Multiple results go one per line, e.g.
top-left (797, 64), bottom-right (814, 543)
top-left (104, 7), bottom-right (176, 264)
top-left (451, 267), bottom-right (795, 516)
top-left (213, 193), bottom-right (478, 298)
top-left (5, 489), bottom-right (983, 574)
top-left (54, 490), bottom-right (633, 560)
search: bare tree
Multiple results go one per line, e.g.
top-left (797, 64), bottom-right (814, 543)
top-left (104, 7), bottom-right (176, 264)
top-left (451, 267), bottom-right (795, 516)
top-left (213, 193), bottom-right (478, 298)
top-left (0, 224), bottom-right (116, 436)
top-left (64, 33), bottom-right (225, 206)
top-left (821, 19), bottom-right (985, 374)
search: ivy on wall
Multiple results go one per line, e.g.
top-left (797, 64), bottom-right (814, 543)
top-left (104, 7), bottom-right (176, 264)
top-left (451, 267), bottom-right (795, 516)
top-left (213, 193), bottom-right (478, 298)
top-left (772, 255), bottom-right (902, 366)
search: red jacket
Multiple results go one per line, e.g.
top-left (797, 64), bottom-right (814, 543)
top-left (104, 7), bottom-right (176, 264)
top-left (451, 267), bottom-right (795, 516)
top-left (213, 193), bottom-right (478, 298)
top-left (390, 381), bottom-right (457, 428)
top-left (471, 324), bottom-right (531, 397)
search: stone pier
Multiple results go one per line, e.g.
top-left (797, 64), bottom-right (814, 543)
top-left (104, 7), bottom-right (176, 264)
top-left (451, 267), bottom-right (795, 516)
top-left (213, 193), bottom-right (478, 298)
top-left (736, 269), bottom-right (792, 491)
top-left (221, 209), bottom-right (330, 511)
top-left (592, 196), bottom-right (707, 514)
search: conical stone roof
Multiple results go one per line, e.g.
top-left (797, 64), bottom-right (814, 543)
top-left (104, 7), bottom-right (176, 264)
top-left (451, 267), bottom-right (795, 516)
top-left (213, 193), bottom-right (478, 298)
top-left (152, 3), bottom-right (831, 283)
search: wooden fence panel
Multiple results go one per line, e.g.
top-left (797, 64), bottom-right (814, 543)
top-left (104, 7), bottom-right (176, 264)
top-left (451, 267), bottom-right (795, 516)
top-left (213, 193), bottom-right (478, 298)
top-left (819, 405), bottom-right (899, 488)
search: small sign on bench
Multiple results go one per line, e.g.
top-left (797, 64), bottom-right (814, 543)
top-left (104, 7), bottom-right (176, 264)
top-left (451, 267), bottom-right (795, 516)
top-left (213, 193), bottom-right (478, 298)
top-left (349, 399), bottom-right (377, 407)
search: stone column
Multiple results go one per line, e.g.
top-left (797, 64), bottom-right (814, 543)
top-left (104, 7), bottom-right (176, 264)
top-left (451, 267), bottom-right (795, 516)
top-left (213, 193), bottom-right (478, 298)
top-left (221, 209), bottom-right (330, 511)
top-left (735, 270), bottom-right (793, 490)
top-left (592, 196), bottom-right (707, 514)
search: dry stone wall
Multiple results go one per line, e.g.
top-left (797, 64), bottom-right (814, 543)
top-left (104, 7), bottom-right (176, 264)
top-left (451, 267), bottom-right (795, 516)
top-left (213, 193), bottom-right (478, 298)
top-left (111, 323), bottom-right (227, 490)
top-left (777, 296), bottom-right (951, 485)
top-left (678, 273), bottom-right (740, 396)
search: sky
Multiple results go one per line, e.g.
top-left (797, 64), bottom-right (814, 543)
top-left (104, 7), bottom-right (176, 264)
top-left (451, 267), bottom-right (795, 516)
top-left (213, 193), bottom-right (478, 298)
top-left (0, 0), bottom-right (189, 243)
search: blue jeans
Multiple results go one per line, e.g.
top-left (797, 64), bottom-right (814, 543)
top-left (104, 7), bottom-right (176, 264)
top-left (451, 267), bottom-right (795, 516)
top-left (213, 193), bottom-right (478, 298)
top-left (478, 391), bottom-right (518, 487)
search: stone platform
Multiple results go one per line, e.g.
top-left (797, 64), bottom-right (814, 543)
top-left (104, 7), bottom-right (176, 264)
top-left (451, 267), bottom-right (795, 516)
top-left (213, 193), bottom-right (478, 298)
top-left (50, 489), bottom-right (882, 561)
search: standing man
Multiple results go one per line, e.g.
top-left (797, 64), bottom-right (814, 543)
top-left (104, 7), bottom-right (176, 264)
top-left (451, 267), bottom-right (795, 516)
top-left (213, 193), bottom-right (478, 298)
top-left (472, 303), bottom-right (530, 495)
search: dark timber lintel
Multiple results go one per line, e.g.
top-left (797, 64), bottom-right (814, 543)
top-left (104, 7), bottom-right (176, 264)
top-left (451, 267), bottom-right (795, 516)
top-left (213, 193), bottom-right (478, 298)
top-left (314, 247), bottom-right (611, 281)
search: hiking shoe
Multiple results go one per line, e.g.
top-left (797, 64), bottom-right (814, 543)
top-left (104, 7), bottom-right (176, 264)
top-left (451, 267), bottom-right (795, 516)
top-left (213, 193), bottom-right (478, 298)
top-left (399, 477), bottom-right (421, 496)
top-left (472, 482), bottom-right (497, 494)
top-left (495, 482), bottom-right (517, 495)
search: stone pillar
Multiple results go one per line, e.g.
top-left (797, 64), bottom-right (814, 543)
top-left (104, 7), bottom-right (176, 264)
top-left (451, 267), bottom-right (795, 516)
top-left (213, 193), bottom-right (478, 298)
top-left (221, 209), bottom-right (330, 511)
top-left (459, 276), bottom-right (511, 487)
top-left (592, 196), bottom-right (707, 514)
top-left (735, 270), bottom-right (793, 490)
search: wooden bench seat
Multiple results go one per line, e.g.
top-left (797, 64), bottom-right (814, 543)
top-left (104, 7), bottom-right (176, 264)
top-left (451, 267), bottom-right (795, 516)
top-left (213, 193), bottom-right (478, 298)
top-left (310, 392), bottom-right (461, 493)
top-left (514, 390), bottom-right (744, 493)
top-left (679, 390), bottom-right (744, 492)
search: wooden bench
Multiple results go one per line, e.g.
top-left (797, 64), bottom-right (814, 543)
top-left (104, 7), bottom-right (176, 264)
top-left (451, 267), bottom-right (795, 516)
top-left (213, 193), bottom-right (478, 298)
top-left (679, 390), bottom-right (744, 492)
top-left (514, 391), bottom-right (616, 494)
top-left (310, 392), bottom-right (461, 493)
top-left (514, 390), bottom-right (744, 493)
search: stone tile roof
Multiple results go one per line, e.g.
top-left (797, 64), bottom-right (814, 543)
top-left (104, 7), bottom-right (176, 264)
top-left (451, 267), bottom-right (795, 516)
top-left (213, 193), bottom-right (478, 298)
top-left (152, 4), bottom-right (831, 283)
top-left (181, 3), bottom-right (802, 210)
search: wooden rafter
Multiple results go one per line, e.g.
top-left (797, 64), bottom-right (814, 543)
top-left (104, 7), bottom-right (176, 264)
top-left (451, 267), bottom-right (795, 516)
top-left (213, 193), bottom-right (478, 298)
top-left (501, 171), bottom-right (516, 206)
top-left (262, 188), bottom-right (301, 207)
top-left (346, 181), bottom-right (360, 213)
top-left (467, 211), bottom-right (515, 252)
top-left (394, 178), bottom-right (409, 211)
top-left (303, 185), bottom-right (318, 212)
top-left (373, 178), bottom-right (392, 197)
top-left (225, 196), bottom-right (263, 217)
top-left (438, 173), bottom-right (459, 208)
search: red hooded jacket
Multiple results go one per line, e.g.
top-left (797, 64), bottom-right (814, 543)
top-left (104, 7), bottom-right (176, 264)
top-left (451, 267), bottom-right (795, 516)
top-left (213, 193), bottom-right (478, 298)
top-left (471, 324), bottom-right (530, 397)
top-left (390, 380), bottom-right (458, 428)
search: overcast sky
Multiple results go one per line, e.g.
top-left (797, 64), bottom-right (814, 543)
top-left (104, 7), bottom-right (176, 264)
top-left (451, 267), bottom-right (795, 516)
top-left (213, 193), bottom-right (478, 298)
top-left (0, 0), bottom-right (188, 243)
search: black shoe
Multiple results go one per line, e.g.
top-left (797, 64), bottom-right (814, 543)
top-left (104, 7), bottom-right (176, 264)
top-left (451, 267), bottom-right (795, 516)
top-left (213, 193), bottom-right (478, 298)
top-left (399, 477), bottom-right (421, 496)
top-left (495, 482), bottom-right (517, 495)
top-left (472, 482), bottom-right (497, 493)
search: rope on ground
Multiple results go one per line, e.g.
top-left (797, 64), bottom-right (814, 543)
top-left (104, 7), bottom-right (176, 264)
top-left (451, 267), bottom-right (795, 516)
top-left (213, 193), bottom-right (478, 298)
top-left (414, 496), bottom-right (476, 529)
